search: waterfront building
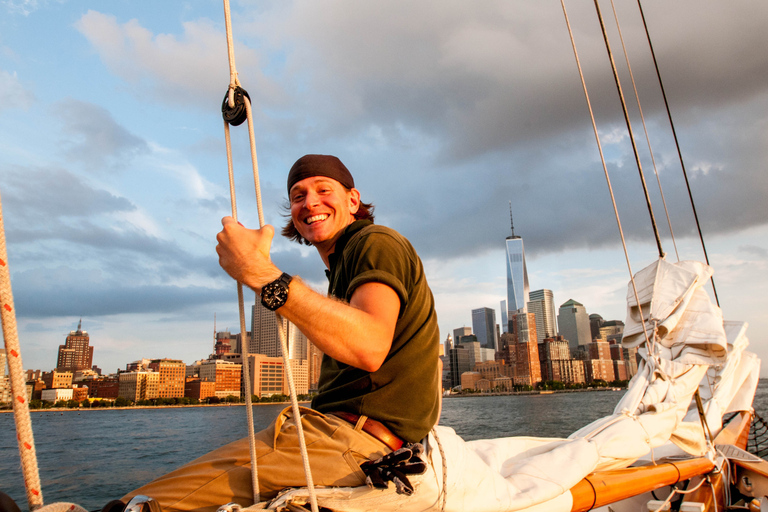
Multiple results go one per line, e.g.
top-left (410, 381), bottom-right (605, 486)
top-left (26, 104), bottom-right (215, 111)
top-left (601, 320), bottom-right (625, 342)
top-left (588, 341), bottom-right (611, 361)
top-left (613, 360), bottom-right (629, 381)
top-left (558, 299), bottom-right (592, 351)
top-left (251, 302), bottom-right (286, 357)
top-left (552, 359), bottom-right (586, 384)
top-left (214, 331), bottom-right (233, 357)
top-left (41, 388), bottom-right (74, 403)
top-left (512, 311), bottom-right (540, 386)
top-left (527, 289), bottom-right (558, 343)
top-left (199, 359), bottom-right (242, 399)
top-left (448, 346), bottom-right (470, 389)
top-left (537, 336), bottom-right (570, 382)
top-left (251, 302), bottom-right (307, 360)
top-left (118, 371), bottom-right (159, 402)
top-left (148, 359), bottom-right (186, 399)
top-left (72, 385), bottom-right (88, 403)
top-left (453, 327), bottom-right (472, 346)
top-left (73, 369), bottom-right (99, 382)
top-left (308, 341), bottom-right (322, 392)
top-left (474, 360), bottom-right (514, 383)
top-left (505, 212), bottom-right (530, 322)
top-left (589, 314), bottom-right (604, 341)
top-left (460, 371), bottom-right (482, 391)
top-left (496, 332), bottom-right (516, 370)
top-left (56, 320), bottom-right (94, 373)
top-left (126, 359), bottom-right (152, 372)
top-left (500, 300), bottom-right (508, 334)
top-left (247, 354), bottom-right (289, 397)
top-left (86, 376), bottom-right (119, 399)
top-left (623, 346), bottom-right (639, 377)
top-left (583, 359), bottom-right (615, 383)
top-left (184, 377), bottom-right (216, 400)
top-left (41, 370), bottom-right (73, 390)
top-left (472, 307), bottom-right (498, 350)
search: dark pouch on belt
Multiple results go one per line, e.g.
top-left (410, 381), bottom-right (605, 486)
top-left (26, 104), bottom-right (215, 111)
top-left (359, 443), bottom-right (427, 496)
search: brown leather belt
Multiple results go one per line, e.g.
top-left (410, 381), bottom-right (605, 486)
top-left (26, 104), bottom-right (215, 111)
top-left (331, 411), bottom-right (404, 451)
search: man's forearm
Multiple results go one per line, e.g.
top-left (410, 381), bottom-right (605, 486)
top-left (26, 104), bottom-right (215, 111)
top-left (273, 277), bottom-right (396, 372)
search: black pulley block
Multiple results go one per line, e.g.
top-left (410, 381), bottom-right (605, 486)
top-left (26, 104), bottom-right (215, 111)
top-left (221, 86), bottom-right (250, 126)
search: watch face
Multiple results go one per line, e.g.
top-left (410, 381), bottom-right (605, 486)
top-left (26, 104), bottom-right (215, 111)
top-left (262, 282), bottom-right (289, 310)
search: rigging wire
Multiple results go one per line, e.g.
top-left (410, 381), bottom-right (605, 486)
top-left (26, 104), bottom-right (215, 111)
top-left (592, 0), bottom-right (665, 260)
top-left (608, 0), bottom-right (679, 262)
top-left (220, 1), bottom-right (319, 511)
top-left (559, 0), bottom-right (653, 352)
top-left (635, 0), bottom-right (720, 307)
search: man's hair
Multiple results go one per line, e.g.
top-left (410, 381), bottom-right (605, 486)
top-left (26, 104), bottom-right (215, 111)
top-left (281, 193), bottom-right (375, 245)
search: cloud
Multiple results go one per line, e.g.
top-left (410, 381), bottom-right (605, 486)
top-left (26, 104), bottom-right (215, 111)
top-left (199, 0), bottom-right (766, 265)
top-left (11, 265), bottom-right (233, 317)
top-left (52, 99), bottom-right (149, 171)
top-left (74, 10), bottom-right (277, 110)
top-left (1, 166), bottom-right (135, 223)
top-left (0, 69), bottom-right (34, 110)
top-left (1, 0), bottom-right (40, 16)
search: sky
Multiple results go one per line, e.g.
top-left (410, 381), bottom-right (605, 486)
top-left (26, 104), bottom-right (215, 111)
top-left (0, 0), bottom-right (766, 375)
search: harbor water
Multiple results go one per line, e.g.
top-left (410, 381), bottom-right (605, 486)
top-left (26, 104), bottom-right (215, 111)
top-left (2, 384), bottom-right (767, 511)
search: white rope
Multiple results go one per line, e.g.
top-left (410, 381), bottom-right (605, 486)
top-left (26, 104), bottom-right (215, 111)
top-left (607, 0), bottom-right (679, 262)
top-left (224, 115), bottom-right (261, 505)
top-left (432, 428), bottom-right (448, 512)
top-left (560, 0), bottom-right (652, 349)
top-left (220, 2), bottom-right (318, 511)
top-left (0, 190), bottom-right (45, 511)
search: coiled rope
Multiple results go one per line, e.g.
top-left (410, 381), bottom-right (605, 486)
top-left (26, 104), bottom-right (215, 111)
top-left (220, 2), bottom-right (319, 511)
top-left (0, 190), bottom-right (45, 511)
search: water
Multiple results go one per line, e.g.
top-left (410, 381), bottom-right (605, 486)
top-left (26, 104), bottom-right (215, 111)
top-left (2, 385), bottom-right (767, 511)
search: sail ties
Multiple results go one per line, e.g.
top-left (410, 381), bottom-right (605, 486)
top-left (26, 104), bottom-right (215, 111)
top-left (219, 2), bottom-right (319, 511)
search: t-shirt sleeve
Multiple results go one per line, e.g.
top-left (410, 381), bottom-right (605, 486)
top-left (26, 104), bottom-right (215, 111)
top-left (343, 230), bottom-right (412, 315)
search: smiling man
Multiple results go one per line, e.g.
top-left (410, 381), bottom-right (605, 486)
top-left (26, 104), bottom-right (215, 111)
top-left (123, 154), bottom-right (440, 511)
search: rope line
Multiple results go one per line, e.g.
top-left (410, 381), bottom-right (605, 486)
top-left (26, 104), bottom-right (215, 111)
top-left (592, 0), bottom-right (664, 259)
top-left (223, 109), bottom-right (261, 505)
top-left (220, 2), bottom-right (318, 510)
top-left (608, 0), bottom-right (679, 262)
top-left (0, 191), bottom-right (45, 511)
top-left (635, 0), bottom-right (719, 306)
top-left (560, 0), bottom-right (653, 349)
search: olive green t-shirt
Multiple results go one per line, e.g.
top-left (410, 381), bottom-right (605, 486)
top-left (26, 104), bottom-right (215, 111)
top-left (310, 220), bottom-right (440, 443)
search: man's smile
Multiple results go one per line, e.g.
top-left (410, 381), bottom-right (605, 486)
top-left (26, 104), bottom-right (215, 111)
top-left (305, 214), bottom-right (329, 225)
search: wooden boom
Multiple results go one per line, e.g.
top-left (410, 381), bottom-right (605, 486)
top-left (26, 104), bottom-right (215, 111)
top-left (569, 410), bottom-right (753, 512)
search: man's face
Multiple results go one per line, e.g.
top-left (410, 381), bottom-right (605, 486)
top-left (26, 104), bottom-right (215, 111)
top-left (289, 176), bottom-right (360, 250)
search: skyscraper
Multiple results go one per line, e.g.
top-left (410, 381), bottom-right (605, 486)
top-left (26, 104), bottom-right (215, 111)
top-left (558, 299), bottom-right (592, 351)
top-left (56, 320), bottom-right (93, 372)
top-left (251, 302), bottom-right (308, 361)
top-left (471, 307), bottom-right (497, 350)
top-left (505, 208), bottom-right (530, 324)
top-left (452, 326), bottom-right (472, 345)
top-left (527, 289), bottom-right (558, 343)
top-left (500, 300), bottom-right (509, 334)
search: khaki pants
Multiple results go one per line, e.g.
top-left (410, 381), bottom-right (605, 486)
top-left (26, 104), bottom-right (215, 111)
top-left (123, 407), bottom-right (390, 512)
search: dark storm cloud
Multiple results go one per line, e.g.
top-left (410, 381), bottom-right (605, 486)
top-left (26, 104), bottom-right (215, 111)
top-left (253, 1), bottom-right (768, 261)
top-left (11, 268), bottom-right (233, 317)
top-left (54, 99), bottom-right (149, 170)
top-left (1, 166), bottom-right (135, 223)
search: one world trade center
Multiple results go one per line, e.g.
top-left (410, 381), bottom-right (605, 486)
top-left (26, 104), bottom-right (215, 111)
top-left (505, 209), bottom-right (529, 328)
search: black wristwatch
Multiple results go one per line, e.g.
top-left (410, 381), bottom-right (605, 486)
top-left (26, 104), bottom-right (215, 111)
top-left (260, 272), bottom-right (293, 311)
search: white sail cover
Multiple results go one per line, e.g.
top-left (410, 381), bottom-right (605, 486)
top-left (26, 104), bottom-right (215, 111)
top-left (262, 259), bottom-right (760, 512)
